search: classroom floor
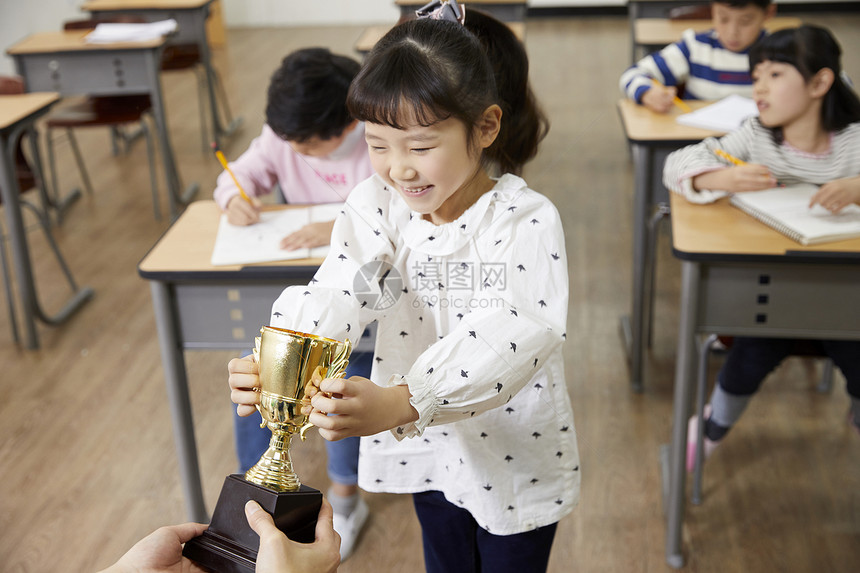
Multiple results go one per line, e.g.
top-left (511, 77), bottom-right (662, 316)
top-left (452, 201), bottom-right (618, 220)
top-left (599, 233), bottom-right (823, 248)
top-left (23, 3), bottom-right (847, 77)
top-left (1, 11), bottom-right (859, 573)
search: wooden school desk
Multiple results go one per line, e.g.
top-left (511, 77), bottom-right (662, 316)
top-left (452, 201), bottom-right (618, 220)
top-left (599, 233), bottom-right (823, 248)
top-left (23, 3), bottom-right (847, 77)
top-left (395, 0), bottom-right (527, 22)
top-left (627, 0), bottom-right (708, 62)
top-left (138, 200), bottom-right (323, 521)
top-left (617, 99), bottom-right (722, 391)
top-left (634, 15), bottom-right (802, 56)
top-left (81, 0), bottom-right (242, 148)
top-left (663, 193), bottom-right (860, 568)
top-left (0, 92), bottom-right (94, 349)
top-left (7, 30), bottom-right (198, 220)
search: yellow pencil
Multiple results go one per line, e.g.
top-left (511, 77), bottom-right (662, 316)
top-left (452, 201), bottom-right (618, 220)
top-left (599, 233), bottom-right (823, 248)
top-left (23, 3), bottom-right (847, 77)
top-left (651, 78), bottom-right (692, 113)
top-left (714, 148), bottom-right (747, 166)
top-left (211, 142), bottom-right (252, 204)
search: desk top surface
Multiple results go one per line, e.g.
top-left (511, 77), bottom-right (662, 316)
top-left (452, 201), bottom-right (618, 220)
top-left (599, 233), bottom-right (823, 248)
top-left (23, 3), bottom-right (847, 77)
top-left (617, 99), bottom-right (724, 143)
top-left (0, 92), bottom-right (60, 130)
top-left (82, 0), bottom-right (214, 10)
top-left (139, 201), bottom-right (324, 278)
top-left (6, 30), bottom-right (166, 55)
top-left (670, 193), bottom-right (860, 262)
top-left (635, 16), bottom-right (803, 44)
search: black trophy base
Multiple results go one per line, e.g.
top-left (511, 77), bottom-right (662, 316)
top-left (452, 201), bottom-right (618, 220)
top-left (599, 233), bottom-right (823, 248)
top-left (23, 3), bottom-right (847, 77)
top-left (183, 474), bottom-right (322, 573)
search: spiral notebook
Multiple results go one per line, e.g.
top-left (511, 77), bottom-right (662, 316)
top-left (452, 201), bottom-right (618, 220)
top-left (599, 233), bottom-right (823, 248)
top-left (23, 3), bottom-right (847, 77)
top-left (730, 184), bottom-right (860, 245)
top-left (210, 203), bottom-right (343, 266)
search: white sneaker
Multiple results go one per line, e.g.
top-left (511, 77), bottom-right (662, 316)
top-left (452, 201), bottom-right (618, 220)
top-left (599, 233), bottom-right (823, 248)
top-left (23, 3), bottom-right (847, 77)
top-left (332, 497), bottom-right (369, 560)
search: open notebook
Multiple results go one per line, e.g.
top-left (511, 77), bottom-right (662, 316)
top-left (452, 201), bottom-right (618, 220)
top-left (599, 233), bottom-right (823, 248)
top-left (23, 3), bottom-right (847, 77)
top-left (730, 184), bottom-right (860, 246)
top-left (210, 203), bottom-right (343, 266)
top-left (676, 94), bottom-right (758, 132)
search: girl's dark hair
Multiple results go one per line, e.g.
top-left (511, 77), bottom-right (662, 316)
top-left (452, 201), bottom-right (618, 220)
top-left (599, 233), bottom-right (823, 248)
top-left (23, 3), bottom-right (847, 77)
top-left (347, 16), bottom-right (547, 175)
top-left (266, 48), bottom-right (361, 143)
top-left (750, 25), bottom-right (860, 134)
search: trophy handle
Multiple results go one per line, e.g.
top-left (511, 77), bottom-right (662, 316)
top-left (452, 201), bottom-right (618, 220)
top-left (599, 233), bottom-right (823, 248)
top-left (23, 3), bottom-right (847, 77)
top-left (298, 339), bottom-right (353, 441)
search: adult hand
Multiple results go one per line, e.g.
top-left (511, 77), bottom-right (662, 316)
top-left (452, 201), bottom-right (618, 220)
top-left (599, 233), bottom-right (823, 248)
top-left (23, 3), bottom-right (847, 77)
top-left (98, 522), bottom-right (209, 573)
top-left (641, 84), bottom-right (677, 114)
top-left (280, 220), bottom-right (336, 250)
top-left (225, 194), bottom-right (262, 225)
top-left (246, 500), bottom-right (341, 573)
top-left (229, 354), bottom-right (261, 418)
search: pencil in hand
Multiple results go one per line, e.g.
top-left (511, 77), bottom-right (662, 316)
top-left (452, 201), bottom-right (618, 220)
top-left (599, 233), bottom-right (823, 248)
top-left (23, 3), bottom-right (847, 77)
top-left (713, 148), bottom-right (747, 166)
top-left (211, 142), bottom-right (252, 204)
top-left (650, 78), bottom-right (692, 113)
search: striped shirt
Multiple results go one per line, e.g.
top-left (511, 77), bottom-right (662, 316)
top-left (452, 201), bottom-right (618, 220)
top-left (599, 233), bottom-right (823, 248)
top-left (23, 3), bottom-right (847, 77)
top-left (663, 118), bottom-right (860, 203)
top-left (620, 28), bottom-right (764, 103)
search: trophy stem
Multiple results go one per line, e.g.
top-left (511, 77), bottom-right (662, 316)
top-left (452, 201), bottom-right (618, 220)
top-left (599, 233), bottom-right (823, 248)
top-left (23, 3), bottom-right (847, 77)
top-left (244, 430), bottom-right (302, 492)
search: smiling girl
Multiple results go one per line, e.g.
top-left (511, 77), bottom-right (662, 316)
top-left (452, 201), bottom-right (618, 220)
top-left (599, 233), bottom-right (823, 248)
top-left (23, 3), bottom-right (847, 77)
top-left (663, 25), bottom-right (860, 469)
top-left (228, 13), bottom-right (578, 573)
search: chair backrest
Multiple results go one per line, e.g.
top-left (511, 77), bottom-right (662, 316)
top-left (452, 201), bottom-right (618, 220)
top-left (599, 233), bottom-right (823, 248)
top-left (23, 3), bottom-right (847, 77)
top-left (0, 76), bottom-right (36, 199)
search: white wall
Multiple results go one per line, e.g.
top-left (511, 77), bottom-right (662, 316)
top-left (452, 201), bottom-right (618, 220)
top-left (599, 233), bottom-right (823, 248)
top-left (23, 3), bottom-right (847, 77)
top-left (0, 0), bottom-right (81, 76)
top-left (222, 0), bottom-right (398, 27)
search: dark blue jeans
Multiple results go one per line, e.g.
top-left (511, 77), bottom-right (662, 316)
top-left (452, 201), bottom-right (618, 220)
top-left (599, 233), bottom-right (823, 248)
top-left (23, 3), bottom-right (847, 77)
top-left (412, 490), bottom-right (558, 573)
top-left (232, 349), bottom-right (374, 483)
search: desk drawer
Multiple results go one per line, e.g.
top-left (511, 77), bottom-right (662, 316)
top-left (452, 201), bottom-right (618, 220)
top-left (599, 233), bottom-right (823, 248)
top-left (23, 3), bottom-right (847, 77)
top-left (698, 263), bottom-right (860, 339)
top-left (16, 52), bottom-right (154, 96)
top-left (175, 282), bottom-right (294, 349)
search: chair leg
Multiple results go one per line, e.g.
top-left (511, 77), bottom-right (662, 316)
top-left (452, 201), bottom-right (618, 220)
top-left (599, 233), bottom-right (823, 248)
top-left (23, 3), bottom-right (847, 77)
top-left (141, 118), bottom-right (161, 221)
top-left (196, 65), bottom-right (210, 152)
top-left (0, 222), bottom-right (21, 343)
top-left (692, 333), bottom-right (719, 505)
top-left (66, 129), bottom-right (94, 197)
top-left (19, 199), bottom-right (81, 293)
top-left (817, 359), bottom-right (835, 394)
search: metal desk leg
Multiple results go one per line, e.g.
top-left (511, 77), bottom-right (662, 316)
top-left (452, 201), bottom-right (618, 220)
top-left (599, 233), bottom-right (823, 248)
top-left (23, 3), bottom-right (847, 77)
top-left (196, 5), bottom-right (241, 147)
top-left (144, 51), bottom-right (199, 220)
top-left (623, 143), bottom-right (652, 392)
top-left (150, 281), bottom-right (208, 523)
top-left (629, 1), bottom-right (641, 64)
top-left (0, 131), bottom-right (38, 348)
top-left (665, 260), bottom-right (701, 569)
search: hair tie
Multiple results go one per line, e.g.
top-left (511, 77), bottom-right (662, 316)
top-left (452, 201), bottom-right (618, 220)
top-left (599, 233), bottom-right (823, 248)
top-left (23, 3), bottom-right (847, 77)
top-left (415, 0), bottom-right (465, 25)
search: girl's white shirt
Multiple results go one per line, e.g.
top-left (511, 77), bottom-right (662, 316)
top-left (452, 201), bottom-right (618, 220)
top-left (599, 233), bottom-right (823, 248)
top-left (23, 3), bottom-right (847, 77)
top-left (270, 173), bottom-right (580, 534)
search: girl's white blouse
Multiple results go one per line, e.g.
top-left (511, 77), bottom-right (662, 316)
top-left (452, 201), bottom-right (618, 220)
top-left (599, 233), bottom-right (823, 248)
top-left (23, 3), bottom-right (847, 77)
top-left (270, 173), bottom-right (580, 535)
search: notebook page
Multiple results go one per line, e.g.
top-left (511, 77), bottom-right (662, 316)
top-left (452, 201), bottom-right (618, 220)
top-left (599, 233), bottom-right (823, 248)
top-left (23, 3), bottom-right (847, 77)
top-left (211, 208), bottom-right (313, 266)
top-left (676, 95), bottom-right (758, 132)
top-left (732, 185), bottom-right (860, 245)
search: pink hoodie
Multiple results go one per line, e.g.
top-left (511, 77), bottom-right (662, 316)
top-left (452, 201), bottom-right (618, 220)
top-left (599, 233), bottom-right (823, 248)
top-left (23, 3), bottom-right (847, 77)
top-left (213, 123), bottom-right (373, 209)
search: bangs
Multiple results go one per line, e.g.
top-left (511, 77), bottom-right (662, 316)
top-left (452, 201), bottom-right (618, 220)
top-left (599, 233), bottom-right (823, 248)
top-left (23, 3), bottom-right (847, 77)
top-left (749, 28), bottom-right (809, 78)
top-left (347, 19), bottom-right (494, 130)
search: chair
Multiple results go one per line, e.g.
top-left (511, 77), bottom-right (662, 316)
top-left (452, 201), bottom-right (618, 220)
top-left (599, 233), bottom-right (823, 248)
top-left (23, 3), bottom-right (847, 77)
top-left (44, 18), bottom-right (161, 221)
top-left (0, 76), bottom-right (91, 343)
top-left (159, 41), bottom-right (240, 151)
top-left (690, 334), bottom-right (835, 505)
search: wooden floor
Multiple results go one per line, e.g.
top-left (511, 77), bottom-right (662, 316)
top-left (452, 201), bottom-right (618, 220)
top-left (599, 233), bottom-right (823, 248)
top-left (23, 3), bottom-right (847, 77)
top-left (1, 13), bottom-right (859, 573)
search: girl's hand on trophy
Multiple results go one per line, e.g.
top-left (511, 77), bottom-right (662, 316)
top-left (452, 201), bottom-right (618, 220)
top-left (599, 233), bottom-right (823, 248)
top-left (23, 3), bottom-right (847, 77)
top-left (309, 377), bottom-right (419, 440)
top-left (228, 355), bottom-right (261, 417)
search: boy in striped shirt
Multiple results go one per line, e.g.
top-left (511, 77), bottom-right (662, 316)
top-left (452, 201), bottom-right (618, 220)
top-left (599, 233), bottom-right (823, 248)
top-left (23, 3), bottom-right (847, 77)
top-left (620, 1), bottom-right (776, 113)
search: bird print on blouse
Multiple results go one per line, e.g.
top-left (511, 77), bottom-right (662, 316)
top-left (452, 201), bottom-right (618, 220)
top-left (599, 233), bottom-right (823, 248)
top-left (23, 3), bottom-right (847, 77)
top-left (267, 174), bottom-right (580, 535)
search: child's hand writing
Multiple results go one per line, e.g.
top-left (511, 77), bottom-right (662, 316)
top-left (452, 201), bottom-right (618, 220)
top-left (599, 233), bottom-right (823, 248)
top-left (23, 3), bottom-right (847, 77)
top-left (228, 355), bottom-right (261, 417)
top-left (809, 177), bottom-right (860, 213)
top-left (225, 195), bottom-right (262, 226)
top-left (307, 377), bottom-right (419, 441)
top-left (693, 164), bottom-right (777, 193)
top-left (641, 84), bottom-right (677, 114)
top-left (280, 220), bottom-right (336, 251)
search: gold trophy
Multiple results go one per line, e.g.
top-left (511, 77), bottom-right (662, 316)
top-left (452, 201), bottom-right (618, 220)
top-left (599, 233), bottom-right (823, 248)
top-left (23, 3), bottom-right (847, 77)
top-left (184, 326), bottom-right (352, 573)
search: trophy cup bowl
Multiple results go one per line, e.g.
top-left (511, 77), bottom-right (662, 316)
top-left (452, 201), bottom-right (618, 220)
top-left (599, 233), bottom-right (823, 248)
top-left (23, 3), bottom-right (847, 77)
top-left (245, 326), bottom-right (352, 491)
top-left (183, 326), bottom-right (352, 573)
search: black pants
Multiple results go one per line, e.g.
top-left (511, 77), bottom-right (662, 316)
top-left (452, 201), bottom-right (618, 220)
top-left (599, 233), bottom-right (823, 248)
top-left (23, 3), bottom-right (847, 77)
top-left (718, 337), bottom-right (860, 399)
top-left (412, 490), bottom-right (558, 573)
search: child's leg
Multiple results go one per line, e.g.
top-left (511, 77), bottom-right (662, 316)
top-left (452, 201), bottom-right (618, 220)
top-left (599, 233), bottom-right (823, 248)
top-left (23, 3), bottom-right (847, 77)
top-left (412, 491), bottom-right (558, 573)
top-left (706, 337), bottom-right (795, 438)
top-left (819, 340), bottom-right (860, 430)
